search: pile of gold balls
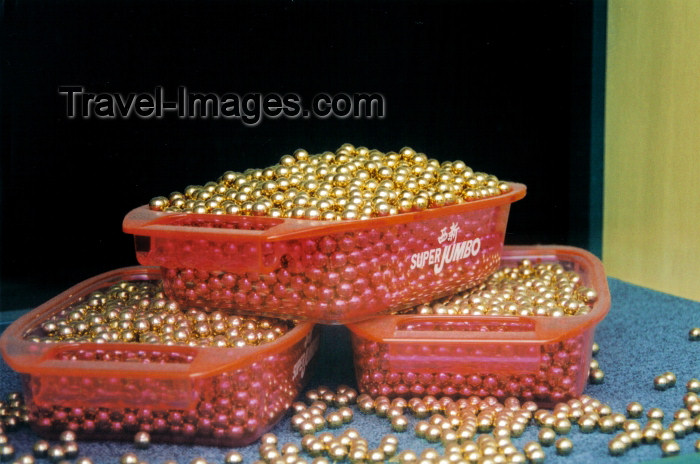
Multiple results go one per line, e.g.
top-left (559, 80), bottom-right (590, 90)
top-left (29, 279), bottom-right (294, 347)
top-left (407, 259), bottom-right (597, 317)
top-left (148, 144), bottom-right (513, 220)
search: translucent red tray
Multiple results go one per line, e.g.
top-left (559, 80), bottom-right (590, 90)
top-left (123, 183), bottom-right (526, 324)
top-left (347, 245), bottom-right (610, 407)
top-left (0, 267), bottom-right (319, 446)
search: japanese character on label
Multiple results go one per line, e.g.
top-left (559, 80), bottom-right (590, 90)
top-left (438, 227), bottom-right (449, 244)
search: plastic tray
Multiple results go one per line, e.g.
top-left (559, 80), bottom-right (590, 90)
top-left (123, 183), bottom-right (526, 324)
top-left (347, 245), bottom-right (610, 407)
top-left (0, 267), bottom-right (319, 446)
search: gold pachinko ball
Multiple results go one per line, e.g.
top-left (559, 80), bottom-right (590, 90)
top-left (149, 145), bottom-right (513, 219)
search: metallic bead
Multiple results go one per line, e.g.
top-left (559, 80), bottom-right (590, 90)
top-left (120, 454), bottom-right (139, 464)
top-left (149, 196), bottom-right (169, 211)
top-left (134, 431), bottom-right (150, 449)
top-left (338, 407), bottom-right (353, 423)
top-left (685, 392), bottom-right (700, 407)
top-left (526, 448), bottom-right (545, 464)
top-left (578, 415), bottom-right (597, 433)
top-left (647, 408), bottom-right (664, 421)
top-left (0, 444), bottom-right (14, 462)
top-left (623, 419), bottom-right (641, 432)
top-left (325, 412), bottom-right (343, 428)
top-left (62, 442), bottom-right (78, 459)
top-left (588, 369), bottom-right (605, 385)
top-left (397, 450), bottom-right (418, 464)
top-left (32, 440), bottom-right (50, 458)
top-left (522, 441), bottom-right (541, 455)
top-left (687, 378), bottom-right (700, 393)
top-left (380, 442), bottom-right (397, 458)
top-left (46, 446), bottom-right (65, 463)
top-left (669, 420), bottom-right (687, 439)
top-left (663, 372), bottom-right (676, 388)
top-left (15, 454), bottom-right (35, 464)
top-left (626, 402), bottom-right (643, 418)
top-left (553, 418), bottom-right (571, 434)
top-left (647, 419), bottom-right (664, 431)
top-left (689, 327), bottom-right (700, 341)
top-left (328, 444), bottom-right (348, 461)
top-left (306, 440), bottom-right (325, 457)
top-left (657, 429), bottom-right (675, 443)
top-left (224, 451), bottom-right (243, 463)
top-left (654, 374), bottom-right (670, 390)
top-left (661, 440), bottom-right (680, 457)
top-left (598, 416), bottom-right (616, 433)
top-left (261, 433), bottom-right (278, 445)
top-left (642, 427), bottom-right (659, 444)
top-left (608, 438), bottom-right (627, 456)
top-left (555, 437), bottom-right (573, 456)
top-left (425, 425), bottom-right (442, 443)
top-left (388, 415), bottom-right (409, 434)
top-left (628, 429), bottom-right (643, 446)
top-left (537, 427), bottom-right (556, 446)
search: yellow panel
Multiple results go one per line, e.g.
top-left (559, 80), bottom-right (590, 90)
top-left (604, 0), bottom-right (700, 301)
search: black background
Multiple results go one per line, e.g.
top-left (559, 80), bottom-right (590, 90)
top-left (0, 0), bottom-right (598, 311)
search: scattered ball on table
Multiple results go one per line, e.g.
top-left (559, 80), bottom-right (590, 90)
top-left (133, 431), bottom-right (151, 449)
top-left (14, 455), bottom-right (35, 464)
top-left (224, 451), bottom-right (243, 463)
top-left (654, 375), bottom-right (669, 390)
top-left (58, 431), bottom-right (76, 443)
top-left (0, 444), bottom-right (15, 462)
top-left (663, 371), bottom-right (677, 387)
top-left (608, 438), bottom-right (627, 456)
top-left (589, 368), bottom-right (605, 384)
top-left (687, 378), bottom-right (700, 393)
top-left (46, 446), bottom-right (65, 463)
top-left (689, 327), bottom-right (700, 341)
top-left (626, 402), bottom-right (643, 418)
top-left (661, 440), bottom-right (681, 457)
top-left (657, 429), bottom-right (675, 444)
top-left (391, 415), bottom-right (409, 432)
top-left (537, 427), bottom-right (556, 446)
top-left (555, 437), bottom-right (573, 455)
top-left (120, 453), bottom-right (139, 464)
top-left (62, 442), bottom-right (79, 459)
top-left (647, 407), bottom-right (665, 421)
top-left (526, 448), bottom-right (546, 464)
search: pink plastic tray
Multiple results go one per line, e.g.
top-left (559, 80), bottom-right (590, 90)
top-left (0, 267), bottom-right (319, 446)
top-left (347, 246), bottom-right (610, 407)
top-left (123, 183), bottom-right (526, 323)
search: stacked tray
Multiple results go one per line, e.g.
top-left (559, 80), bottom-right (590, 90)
top-left (1, 146), bottom-right (612, 448)
top-left (0, 267), bottom-right (319, 446)
top-left (122, 183), bottom-right (526, 324)
top-left (347, 245), bottom-right (610, 407)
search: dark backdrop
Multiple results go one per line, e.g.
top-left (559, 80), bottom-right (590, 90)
top-left (0, 0), bottom-right (602, 311)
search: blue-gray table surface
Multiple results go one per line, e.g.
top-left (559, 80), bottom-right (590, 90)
top-left (1, 278), bottom-right (699, 464)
